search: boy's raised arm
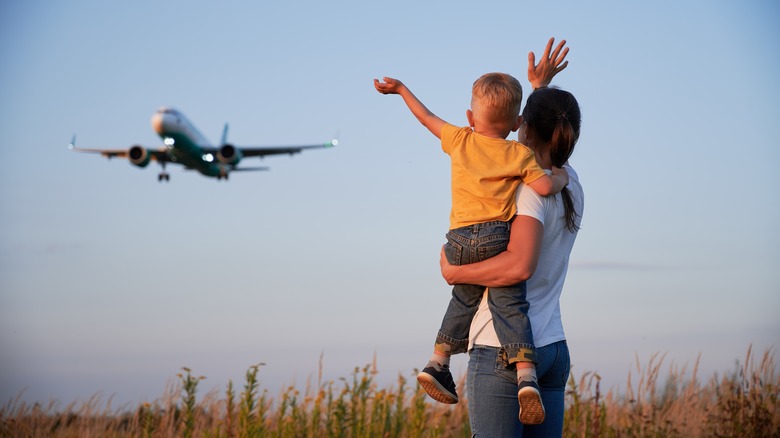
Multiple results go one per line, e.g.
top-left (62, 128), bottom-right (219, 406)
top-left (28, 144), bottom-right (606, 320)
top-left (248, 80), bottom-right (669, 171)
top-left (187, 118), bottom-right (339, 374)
top-left (374, 77), bottom-right (446, 139)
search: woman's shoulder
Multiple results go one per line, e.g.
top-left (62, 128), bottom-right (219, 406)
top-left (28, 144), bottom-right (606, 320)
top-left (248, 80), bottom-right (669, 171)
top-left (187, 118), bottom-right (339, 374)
top-left (563, 164), bottom-right (584, 198)
top-left (516, 164), bottom-right (583, 220)
top-left (516, 182), bottom-right (546, 222)
top-left (563, 164), bottom-right (580, 183)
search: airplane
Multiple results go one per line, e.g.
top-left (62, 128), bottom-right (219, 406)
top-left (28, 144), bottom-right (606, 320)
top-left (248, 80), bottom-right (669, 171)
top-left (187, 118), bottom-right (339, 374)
top-left (69, 107), bottom-right (338, 181)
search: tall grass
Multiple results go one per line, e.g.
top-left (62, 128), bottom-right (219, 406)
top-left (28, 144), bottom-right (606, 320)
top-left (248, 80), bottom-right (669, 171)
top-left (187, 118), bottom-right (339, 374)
top-left (564, 345), bottom-right (779, 437)
top-left (1, 346), bottom-right (777, 437)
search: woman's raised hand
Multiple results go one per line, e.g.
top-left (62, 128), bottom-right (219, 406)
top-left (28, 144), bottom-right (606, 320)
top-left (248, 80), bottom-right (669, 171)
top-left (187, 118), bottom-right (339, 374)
top-left (528, 37), bottom-right (570, 90)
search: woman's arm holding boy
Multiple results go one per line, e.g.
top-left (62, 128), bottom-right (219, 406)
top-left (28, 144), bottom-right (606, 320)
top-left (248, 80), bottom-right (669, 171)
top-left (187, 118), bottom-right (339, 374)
top-left (440, 215), bottom-right (544, 287)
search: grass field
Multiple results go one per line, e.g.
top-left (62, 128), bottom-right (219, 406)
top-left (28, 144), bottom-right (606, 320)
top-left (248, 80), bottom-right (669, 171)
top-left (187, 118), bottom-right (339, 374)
top-left (2, 346), bottom-right (777, 437)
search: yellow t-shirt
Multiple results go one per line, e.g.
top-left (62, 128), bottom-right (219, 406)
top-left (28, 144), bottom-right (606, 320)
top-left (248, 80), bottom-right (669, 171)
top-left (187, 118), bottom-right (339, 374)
top-left (442, 123), bottom-right (547, 229)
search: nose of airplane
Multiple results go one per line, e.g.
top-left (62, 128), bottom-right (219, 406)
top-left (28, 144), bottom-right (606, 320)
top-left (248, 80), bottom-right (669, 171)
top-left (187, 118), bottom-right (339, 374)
top-left (151, 112), bottom-right (165, 135)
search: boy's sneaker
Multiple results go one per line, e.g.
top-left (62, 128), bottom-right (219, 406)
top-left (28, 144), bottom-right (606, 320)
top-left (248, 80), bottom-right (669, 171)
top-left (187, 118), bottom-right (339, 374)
top-left (417, 362), bottom-right (458, 404)
top-left (517, 380), bottom-right (545, 424)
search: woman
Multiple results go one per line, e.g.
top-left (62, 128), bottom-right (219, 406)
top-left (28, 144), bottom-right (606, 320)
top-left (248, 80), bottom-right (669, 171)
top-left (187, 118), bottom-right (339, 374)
top-left (440, 51), bottom-right (583, 436)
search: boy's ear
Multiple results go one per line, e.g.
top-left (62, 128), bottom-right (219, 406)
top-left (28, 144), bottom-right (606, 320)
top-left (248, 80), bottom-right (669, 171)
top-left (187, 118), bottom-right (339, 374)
top-left (466, 110), bottom-right (475, 128)
top-left (511, 115), bottom-right (524, 132)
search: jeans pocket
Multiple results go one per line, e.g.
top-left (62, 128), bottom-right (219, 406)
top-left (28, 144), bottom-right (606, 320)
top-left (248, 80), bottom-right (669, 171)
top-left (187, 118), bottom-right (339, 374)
top-left (493, 348), bottom-right (518, 384)
top-left (444, 236), bottom-right (464, 266)
top-left (558, 346), bottom-right (571, 387)
top-left (538, 342), bottom-right (571, 389)
top-left (477, 237), bottom-right (509, 261)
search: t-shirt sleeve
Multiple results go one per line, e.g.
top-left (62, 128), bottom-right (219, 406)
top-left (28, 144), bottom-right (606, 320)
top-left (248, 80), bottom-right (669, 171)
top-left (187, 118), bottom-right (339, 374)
top-left (517, 147), bottom-right (548, 184)
top-left (441, 123), bottom-right (464, 155)
top-left (515, 181), bottom-right (545, 224)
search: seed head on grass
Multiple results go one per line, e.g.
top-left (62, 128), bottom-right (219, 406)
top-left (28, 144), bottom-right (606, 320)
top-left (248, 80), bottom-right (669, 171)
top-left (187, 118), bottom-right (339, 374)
top-left (177, 367), bottom-right (205, 438)
top-left (224, 380), bottom-right (236, 437)
top-left (238, 362), bottom-right (266, 437)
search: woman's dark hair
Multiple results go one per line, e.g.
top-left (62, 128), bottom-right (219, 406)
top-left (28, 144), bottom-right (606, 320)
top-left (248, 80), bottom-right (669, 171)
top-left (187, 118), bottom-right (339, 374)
top-left (522, 87), bottom-right (582, 232)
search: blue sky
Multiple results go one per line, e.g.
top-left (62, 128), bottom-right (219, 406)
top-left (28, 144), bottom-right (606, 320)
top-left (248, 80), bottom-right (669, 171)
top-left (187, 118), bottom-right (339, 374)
top-left (1, 0), bottom-right (778, 406)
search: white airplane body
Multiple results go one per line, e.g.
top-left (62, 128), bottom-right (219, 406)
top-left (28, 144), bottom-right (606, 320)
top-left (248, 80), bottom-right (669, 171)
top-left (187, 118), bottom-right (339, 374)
top-left (70, 107), bottom-right (337, 181)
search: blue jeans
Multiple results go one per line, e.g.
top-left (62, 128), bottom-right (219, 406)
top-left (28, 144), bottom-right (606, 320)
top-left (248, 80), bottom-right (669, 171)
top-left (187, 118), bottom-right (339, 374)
top-left (467, 342), bottom-right (570, 437)
top-left (436, 222), bottom-right (535, 364)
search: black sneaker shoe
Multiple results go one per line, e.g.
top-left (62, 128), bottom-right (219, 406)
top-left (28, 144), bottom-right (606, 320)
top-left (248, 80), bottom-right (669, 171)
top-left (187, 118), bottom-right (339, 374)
top-left (417, 363), bottom-right (458, 404)
top-left (518, 380), bottom-right (545, 424)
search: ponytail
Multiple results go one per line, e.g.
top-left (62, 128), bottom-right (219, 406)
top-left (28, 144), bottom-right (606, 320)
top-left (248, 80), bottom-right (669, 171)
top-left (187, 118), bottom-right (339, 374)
top-left (522, 88), bottom-right (581, 232)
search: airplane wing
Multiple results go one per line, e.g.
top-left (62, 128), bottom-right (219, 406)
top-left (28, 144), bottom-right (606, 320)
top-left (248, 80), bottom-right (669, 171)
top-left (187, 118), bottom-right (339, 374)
top-left (68, 138), bottom-right (171, 162)
top-left (68, 146), bottom-right (171, 162)
top-left (202, 139), bottom-right (338, 158)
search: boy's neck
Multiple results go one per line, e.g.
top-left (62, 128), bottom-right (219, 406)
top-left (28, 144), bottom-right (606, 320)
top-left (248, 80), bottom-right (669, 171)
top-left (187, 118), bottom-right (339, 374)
top-left (467, 109), bottom-right (516, 140)
top-left (473, 125), bottom-right (511, 139)
top-left (472, 117), bottom-right (514, 139)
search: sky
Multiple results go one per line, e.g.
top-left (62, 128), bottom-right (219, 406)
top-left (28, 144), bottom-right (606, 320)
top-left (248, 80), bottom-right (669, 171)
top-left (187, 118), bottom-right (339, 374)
top-left (1, 0), bottom-right (778, 407)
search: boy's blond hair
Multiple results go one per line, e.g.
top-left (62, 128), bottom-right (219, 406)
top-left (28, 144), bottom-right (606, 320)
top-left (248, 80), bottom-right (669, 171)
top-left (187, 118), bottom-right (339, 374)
top-left (471, 73), bottom-right (523, 124)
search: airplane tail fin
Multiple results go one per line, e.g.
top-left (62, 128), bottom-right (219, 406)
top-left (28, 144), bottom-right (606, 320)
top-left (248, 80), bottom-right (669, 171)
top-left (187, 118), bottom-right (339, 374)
top-left (68, 134), bottom-right (77, 149)
top-left (220, 123), bottom-right (229, 145)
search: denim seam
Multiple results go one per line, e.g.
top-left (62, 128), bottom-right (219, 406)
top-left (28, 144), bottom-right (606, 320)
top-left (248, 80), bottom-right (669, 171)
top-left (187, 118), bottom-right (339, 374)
top-left (446, 231), bottom-right (509, 246)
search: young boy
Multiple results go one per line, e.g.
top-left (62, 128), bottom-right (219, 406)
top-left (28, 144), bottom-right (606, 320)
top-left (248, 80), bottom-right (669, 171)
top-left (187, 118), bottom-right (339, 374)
top-left (374, 73), bottom-right (567, 424)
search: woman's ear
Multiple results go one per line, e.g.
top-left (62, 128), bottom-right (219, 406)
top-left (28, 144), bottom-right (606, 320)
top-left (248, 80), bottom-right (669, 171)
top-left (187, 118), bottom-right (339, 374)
top-left (466, 109), bottom-right (474, 128)
top-left (511, 115), bottom-right (524, 132)
top-left (517, 119), bottom-right (528, 143)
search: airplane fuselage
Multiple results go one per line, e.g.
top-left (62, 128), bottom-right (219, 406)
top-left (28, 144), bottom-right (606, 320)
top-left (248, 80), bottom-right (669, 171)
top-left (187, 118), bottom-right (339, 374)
top-left (151, 107), bottom-right (225, 178)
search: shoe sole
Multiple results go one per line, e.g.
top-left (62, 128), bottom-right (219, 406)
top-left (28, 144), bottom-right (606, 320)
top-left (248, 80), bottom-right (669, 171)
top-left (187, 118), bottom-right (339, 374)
top-left (518, 386), bottom-right (545, 424)
top-left (417, 373), bottom-right (458, 404)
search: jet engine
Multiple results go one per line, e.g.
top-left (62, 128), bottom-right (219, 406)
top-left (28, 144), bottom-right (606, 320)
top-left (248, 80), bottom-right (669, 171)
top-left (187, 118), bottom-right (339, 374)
top-left (217, 144), bottom-right (242, 166)
top-left (129, 145), bottom-right (151, 168)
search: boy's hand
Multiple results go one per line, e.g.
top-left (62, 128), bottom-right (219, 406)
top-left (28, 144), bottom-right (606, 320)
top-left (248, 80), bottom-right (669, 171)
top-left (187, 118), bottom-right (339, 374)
top-left (374, 77), bottom-right (406, 95)
top-left (528, 37), bottom-right (569, 90)
top-left (374, 76), bottom-right (445, 138)
top-left (551, 166), bottom-right (569, 186)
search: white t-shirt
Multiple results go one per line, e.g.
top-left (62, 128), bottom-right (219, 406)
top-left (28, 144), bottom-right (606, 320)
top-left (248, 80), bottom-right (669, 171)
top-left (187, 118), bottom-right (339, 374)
top-left (469, 165), bottom-right (584, 349)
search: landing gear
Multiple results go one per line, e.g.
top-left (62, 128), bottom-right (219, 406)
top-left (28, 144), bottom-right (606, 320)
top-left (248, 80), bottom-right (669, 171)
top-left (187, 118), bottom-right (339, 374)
top-left (158, 162), bottom-right (170, 182)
